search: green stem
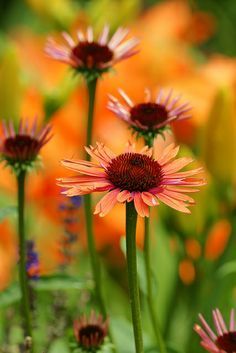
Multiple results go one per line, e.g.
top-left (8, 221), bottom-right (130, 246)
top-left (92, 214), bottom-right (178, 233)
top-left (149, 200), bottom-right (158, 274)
top-left (144, 217), bottom-right (167, 353)
top-left (84, 78), bottom-right (106, 317)
top-left (144, 136), bottom-right (167, 353)
top-left (126, 202), bottom-right (144, 353)
top-left (84, 194), bottom-right (106, 317)
top-left (86, 78), bottom-right (97, 151)
top-left (17, 171), bottom-right (32, 340)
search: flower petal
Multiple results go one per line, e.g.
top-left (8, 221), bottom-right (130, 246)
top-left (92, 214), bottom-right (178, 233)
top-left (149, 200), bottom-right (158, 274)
top-left (117, 190), bottom-right (133, 202)
top-left (141, 192), bottom-right (159, 206)
top-left (155, 191), bottom-right (191, 214)
top-left (94, 189), bottom-right (120, 217)
top-left (134, 192), bottom-right (149, 217)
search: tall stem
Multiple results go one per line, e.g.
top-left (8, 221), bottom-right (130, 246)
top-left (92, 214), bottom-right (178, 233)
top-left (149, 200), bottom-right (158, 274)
top-left (86, 78), bottom-right (97, 151)
top-left (144, 136), bottom-right (167, 353)
top-left (17, 171), bottom-right (32, 339)
top-left (126, 202), bottom-right (144, 353)
top-left (84, 78), bottom-right (106, 317)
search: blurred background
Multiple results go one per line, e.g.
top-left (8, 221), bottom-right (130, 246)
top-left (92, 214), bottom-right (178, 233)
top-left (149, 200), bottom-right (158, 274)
top-left (0, 0), bottom-right (236, 352)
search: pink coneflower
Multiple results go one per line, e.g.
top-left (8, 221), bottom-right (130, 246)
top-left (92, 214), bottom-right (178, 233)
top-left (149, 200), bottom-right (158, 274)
top-left (108, 88), bottom-right (191, 138)
top-left (0, 119), bottom-right (51, 170)
top-left (58, 142), bottom-right (205, 217)
top-left (74, 311), bottom-right (108, 350)
top-left (45, 25), bottom-right (139, 77)
top-left (195, 309), bottom-right (236, 353)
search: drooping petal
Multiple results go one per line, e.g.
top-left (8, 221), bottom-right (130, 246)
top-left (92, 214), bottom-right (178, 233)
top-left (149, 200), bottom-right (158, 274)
top-left (161, 188), bottom-right (195, 204)
top-left (155, 191), bottom-right (191, 214)
top-left (94, 189), bottom-right (120, 217)
top-left (117, 190), bottom-right (133, 203)
top-left (141, 192), bottom-right (159, 206)
top-left (133, 192), bottom-right (149, 217)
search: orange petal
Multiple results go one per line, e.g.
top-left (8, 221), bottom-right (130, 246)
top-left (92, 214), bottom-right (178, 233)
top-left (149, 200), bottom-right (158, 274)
top-left (94, 189), bottom-right (120, 217)
top-left (134, 192), bottom-right (150, 217)
top-left (162, 157), bottom-right (193, 174)
top-left (117, 190), bottom-right (132, 202)
top-left (156, 192), bottom-right (191, 213)
top-left (141, 191), bottom-right (159, 206)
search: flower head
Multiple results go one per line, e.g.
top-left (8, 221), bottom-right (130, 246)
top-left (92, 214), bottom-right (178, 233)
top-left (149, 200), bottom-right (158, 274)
top-left (195, 309), bottom-right (236, 353)
top-left (0, 119), bottom-right (52, 173)
top-left (45, 25), bottom-right (139, 80)
top-left (58, 142), bottom-right (205, 217)
top-left (108, 88), bottom-right (191, 140)
top-left (26, 240), bottom-right (40, 281)
top-left (73, 311), bottom-right (108, 350)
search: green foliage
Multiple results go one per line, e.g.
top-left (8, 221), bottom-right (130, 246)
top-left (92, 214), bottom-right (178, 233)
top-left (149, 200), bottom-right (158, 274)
top-left (48, 339), bottom-right (70, 353)
top-left (0, 205), bottom-right (17, 222)
top-left (34, 274), bottom-right (93, 291)
top-left (0, 40), bottom-right (23, 120)
top-left (0, 284), bottom-right (21, 308)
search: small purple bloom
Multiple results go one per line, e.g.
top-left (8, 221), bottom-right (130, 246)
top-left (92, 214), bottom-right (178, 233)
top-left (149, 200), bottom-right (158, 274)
top-left (26, 240), bottom-right (40, 281)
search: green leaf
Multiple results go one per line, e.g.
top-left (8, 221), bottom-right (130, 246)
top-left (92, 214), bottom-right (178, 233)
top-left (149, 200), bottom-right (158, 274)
top-left (217, 261), bottom-right (236, 278)
top-left (144, 344), bottom-right (183, 353)
top-left (34, 273), bottom-right (93, 291)
top-left (0, 283), bottom-right (21, 308)
top-left (0, 206), bottom-right (17, 222)
top-left (110, 317), bottom-right (134, 353)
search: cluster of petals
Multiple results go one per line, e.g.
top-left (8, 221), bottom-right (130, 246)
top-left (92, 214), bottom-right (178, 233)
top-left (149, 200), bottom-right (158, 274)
top-left (58, 142), bottom-right (205, 217)
top-left (0, 119), bottom-right (51, 163)
top-left (45, 25), bottom-right (139, 69)
top-left (108, 88), bottom-right (192, 131)
top-left (195, 308), bottom-right (236, 353)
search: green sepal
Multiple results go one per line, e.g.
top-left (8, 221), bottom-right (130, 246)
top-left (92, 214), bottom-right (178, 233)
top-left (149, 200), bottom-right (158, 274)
top-left (131, 125), bottom-right (172, 145)
top-left (72, 66), bottom-right (114, 82)
top-left (1, 155), bottom-right (43, 176)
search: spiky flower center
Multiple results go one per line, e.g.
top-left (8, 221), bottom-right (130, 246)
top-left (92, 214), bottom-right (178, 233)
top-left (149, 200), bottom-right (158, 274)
top-left (71, 41), bottom-right (113, 68)
top-left (130, 103), bottom-right (169, 128)
top-left (78, 324), bottom-right (105, 348)
top-left (216, 332), bottom-right (236, 353)
top-left (106, 152), bottom-right (163, 192)
top-left (4, 135), bottom-right (40, 161)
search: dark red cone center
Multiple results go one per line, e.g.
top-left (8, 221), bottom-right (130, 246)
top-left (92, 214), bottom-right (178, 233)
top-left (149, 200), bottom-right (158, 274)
top-left (4, 135), bottom-right (40, 161)
top-left (216, 332), bottom-right (236, 353)
top-left (130, 102), bottom-right (169, 128)
top-left (72, 41), bottom-right (113, 68)
top-left (79, 324), bottom-right (105, 348)
top-left (107, 152), bottom-right (163, 192)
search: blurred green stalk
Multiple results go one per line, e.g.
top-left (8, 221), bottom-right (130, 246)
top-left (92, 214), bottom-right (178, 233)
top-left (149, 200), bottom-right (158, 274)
top-left (84, 78), bottom-right (107, 318)
top-left (126, 201), bottom-right (144, 353)
top-left (17, 170), bottom-right (33, 347)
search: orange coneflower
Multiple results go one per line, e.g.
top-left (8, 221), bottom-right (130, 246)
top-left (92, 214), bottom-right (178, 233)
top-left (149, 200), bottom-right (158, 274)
top-left (195, 309), bottom-right (236, 353)
top-left (108, 88), bottom-right (191, 139)
top-left (58, 142), bottom-right (205, 217)
top-left (45, 25), bottom-right (139, 78)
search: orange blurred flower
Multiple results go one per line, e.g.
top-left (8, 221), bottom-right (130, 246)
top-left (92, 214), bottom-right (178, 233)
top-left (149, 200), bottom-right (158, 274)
top-left (0, 221), bottom-right (17, 290)
top-left (179, 258), bottom-right (195, 285)
top-left (185, 238), bottom-right (201, 260)
top-left (205, 219), bottom-right (231, 261)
